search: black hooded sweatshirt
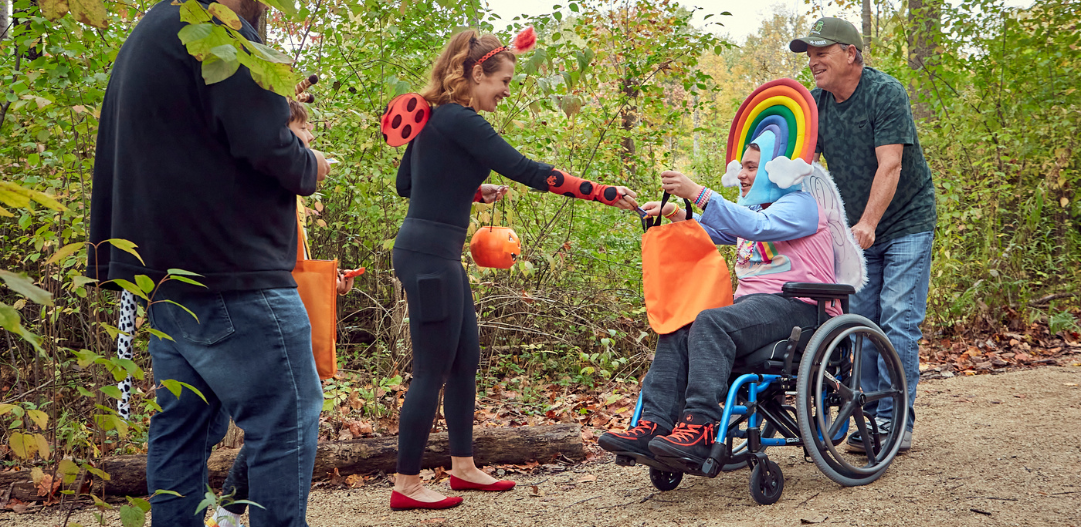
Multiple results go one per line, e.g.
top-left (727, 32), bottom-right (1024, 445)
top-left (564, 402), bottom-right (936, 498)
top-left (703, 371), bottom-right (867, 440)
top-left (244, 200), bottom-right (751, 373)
top-left (87, 0), bottom-right (317, 292)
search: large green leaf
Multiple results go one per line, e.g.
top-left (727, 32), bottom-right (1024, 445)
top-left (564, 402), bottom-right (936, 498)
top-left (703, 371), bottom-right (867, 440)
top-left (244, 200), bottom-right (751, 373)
top-left (242, 40), bottom-right (293, 64)
top-left (180, 24), bottom-right (234, 62)
top-left (58, 459), bottom-right (80, 484)
top-left (45, 242), bottom-right (84, 265)
top-left (101, 239), bottom-right (145, 265)
top-left (202, 56), bottom-right (241, 84)
top-left (135, 274), bottom-right (156, 294)
top-left (245, 58), bottom-right (294, 98)
top-left (0, 270), bottom-right (54, 306)
top-left (0, 181), bottom-right (66, 211)
top-left (111, 279), bottom-right (149, 302)
top-left (177, 23), bottom-right (213, 45)
top-left (178, 0), bottom-right (212, 24)
top-left (256, 0), bottom-right (297, 19)
top-left (160, 379), bottom-right (208, 403)
top-left (119, 504), bottom-right (145, 527)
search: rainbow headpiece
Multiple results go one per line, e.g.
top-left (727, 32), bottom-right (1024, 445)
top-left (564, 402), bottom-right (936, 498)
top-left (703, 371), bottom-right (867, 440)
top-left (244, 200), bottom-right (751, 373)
top-left (722, 79), bottom-right (819, 207)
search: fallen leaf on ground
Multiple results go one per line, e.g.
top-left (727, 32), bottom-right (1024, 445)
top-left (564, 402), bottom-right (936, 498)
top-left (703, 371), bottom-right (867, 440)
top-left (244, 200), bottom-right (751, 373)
top-left (576, 474), bottom-right (597, 483)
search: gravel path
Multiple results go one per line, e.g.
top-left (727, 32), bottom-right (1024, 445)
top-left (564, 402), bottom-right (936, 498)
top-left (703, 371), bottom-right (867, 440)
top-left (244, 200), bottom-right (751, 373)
top-left (11, 366), bottom-right (1081, 526)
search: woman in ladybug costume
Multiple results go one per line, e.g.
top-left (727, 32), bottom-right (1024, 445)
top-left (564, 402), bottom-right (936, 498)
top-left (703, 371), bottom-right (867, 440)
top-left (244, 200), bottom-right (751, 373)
top-left (384, 28), bottom-right (638, 511)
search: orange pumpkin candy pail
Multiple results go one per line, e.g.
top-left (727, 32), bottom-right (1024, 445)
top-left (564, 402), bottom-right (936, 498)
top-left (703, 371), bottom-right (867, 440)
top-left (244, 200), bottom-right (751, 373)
top-left (469, 226), bottom-right (521, 269)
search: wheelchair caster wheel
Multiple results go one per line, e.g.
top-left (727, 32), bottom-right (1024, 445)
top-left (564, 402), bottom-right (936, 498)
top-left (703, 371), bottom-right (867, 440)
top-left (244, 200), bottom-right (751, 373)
top-left (749, 460), bottom-right (784, 505)
top-left (649, 467), bottom-right (683, 491)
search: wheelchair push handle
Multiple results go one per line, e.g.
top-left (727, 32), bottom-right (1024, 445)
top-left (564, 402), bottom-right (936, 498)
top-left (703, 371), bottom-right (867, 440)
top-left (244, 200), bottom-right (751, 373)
top-left (642, 191), bottom-right (694, 232)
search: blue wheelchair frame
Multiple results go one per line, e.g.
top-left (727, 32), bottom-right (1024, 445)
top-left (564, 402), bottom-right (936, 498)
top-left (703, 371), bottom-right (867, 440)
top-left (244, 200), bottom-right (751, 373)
top-left (611, 283), bottom-right (910, 504)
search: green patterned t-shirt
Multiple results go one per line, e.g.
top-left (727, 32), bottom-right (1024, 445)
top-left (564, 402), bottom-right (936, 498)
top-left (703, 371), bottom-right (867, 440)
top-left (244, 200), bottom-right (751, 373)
top-left (813, 67), bottom-right (937, 245)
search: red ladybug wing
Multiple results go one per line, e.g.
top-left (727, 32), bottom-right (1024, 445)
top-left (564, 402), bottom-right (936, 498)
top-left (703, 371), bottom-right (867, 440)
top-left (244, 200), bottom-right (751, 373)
top-left (381, 93), bottom-right (430, 147)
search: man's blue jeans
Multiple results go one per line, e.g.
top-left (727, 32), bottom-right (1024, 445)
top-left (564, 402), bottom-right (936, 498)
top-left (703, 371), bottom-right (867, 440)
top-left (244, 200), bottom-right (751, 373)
top-left (146, 288), bottom-right (322, 527)
top-left (852, 230), bottom-right (934, 433)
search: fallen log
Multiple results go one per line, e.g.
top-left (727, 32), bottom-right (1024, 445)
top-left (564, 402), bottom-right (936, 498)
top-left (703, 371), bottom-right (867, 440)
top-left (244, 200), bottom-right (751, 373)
top-left (0, 424), bottom-right (582, 500)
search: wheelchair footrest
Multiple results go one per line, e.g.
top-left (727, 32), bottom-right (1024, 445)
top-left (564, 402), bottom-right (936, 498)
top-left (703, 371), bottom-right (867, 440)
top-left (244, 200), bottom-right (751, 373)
top-left (613, 451), bottom-right (686, 473)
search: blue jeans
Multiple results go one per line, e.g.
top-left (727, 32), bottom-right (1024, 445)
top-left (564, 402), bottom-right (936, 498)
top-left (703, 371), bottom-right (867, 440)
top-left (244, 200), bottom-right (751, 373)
top-left (146, 288), bottom-right (322, 527)
top-left (852, 230), bottom-right (934, 433)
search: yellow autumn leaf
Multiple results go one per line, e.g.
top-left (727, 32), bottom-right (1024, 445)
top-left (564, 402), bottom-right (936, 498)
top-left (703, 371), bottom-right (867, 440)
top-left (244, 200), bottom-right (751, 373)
top-left (39, 0), bottom-right (70, 20)
top-left (69, 0), bottom-right (108, 29)
top-left (36, 433), bottom-right (51, 460)
top-left (9, 432), bottom-right (37, 459)
top-left (27, 409), bottom-right (49, 430)
top-left (208, 3), bottom-right (242, 30)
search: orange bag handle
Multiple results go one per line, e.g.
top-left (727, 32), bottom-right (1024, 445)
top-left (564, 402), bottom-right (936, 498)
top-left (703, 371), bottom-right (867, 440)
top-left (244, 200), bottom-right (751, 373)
top-left (296, 200), bottom-right (311, 262)
top-left (643, 192), bottom-right (694, 232)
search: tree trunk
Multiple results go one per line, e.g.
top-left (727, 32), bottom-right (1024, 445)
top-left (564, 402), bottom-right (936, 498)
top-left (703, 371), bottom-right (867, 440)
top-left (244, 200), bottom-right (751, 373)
top-left (620, 78), bottom-right (638, 177)
top-left (0, 424), bottom-right (583, 500)
top-left (1, 0), bottom-right (11, 40)
top-left (861, 0), bottom-right (873, 54)
top-left (257, 11), bottom-right (267, 43)
top-left (907, 0), bottom-right (941, 120)
top-left (219, 420), bottom-right (244, 449)
top-left (692, 94), bottom-right (700, 157)
top-left (19, 1), bottom-right (40, 60)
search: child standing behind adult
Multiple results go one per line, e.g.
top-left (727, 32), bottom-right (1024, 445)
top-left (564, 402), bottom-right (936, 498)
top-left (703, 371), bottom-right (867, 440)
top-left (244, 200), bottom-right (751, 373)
top-left (206, 99), bottom-right (358, 527)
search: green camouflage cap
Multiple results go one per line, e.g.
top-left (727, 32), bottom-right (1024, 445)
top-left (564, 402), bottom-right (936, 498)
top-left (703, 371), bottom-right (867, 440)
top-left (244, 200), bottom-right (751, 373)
top-left (789, 17), bottom-right (863, 53)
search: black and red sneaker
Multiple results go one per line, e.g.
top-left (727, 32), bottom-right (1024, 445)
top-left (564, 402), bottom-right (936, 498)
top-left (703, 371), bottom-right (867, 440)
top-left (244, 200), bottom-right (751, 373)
top-left (648, 413), bottom-right (716, 465)
top-left (598, 420), bottom-right (670, 458)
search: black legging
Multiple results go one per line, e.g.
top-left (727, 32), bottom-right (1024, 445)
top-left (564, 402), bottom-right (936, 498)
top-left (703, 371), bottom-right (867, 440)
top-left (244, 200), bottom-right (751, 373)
top-left (221, 443), bottom-right (250, 514)
top-left (392, 220), bottom-right (480, 475)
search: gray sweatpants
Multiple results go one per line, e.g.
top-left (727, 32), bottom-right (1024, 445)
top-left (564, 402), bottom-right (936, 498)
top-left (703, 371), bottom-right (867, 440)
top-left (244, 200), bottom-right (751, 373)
top-left (640, 293), bottom-right (820, 428)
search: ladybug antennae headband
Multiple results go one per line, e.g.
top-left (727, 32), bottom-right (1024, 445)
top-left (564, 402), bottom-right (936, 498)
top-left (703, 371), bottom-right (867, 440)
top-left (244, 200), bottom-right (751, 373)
top-left (295, 74), bottom-right (319, 103)
top-left (475, 26), bottom-right (537, 67)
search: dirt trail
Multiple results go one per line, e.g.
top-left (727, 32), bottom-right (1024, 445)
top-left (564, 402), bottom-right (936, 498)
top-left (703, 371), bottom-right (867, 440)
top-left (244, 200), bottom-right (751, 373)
top-left (12, 366), bottom-right (1081, 527)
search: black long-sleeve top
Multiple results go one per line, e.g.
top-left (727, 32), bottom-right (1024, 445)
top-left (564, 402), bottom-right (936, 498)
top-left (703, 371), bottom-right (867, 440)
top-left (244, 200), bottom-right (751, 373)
top-left (395, 103), bottom-right (553, 228)
top-left (87, 0), bottom-right (317, 291)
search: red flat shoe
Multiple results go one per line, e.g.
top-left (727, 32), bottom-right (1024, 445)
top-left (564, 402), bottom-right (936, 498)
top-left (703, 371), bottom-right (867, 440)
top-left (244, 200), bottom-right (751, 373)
top-left (389, 490), bottom-right (463, 511)
top-left (449, 475), bottom-right (516, 491)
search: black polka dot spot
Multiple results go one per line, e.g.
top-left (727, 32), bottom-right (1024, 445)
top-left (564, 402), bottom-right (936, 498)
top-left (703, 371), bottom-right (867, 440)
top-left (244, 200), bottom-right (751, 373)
top-left (391, 115), bottom-right (402, 129)
top-left (415, 109), bottom-right (425, 123)
top-left (406, 97), bottom-right (418, 112)
top-left (401, 124), bottom-right (412, 138)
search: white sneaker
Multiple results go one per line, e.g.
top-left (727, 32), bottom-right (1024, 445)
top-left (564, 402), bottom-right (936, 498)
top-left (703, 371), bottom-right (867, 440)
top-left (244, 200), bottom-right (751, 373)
top-left (206, 507), bottom-right (245, 527)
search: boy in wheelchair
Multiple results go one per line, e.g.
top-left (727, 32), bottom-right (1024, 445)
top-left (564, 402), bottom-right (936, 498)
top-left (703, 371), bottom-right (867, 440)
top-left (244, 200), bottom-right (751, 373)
top-left (600, 130), bottom-right (840, 467)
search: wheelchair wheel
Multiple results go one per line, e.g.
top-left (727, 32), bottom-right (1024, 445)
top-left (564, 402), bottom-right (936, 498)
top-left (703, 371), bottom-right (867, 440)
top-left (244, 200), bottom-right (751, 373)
top-left (649, 467), bottom-right (683, 491)
top-left (748, 460), bottom-right (784, 505)
top-left (796, 314), bottom-right (909, 487)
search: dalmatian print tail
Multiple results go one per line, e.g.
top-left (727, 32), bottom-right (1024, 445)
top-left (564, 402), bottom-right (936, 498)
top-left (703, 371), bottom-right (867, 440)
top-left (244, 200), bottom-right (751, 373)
top-left (117, 291), bottom-right (136, 420)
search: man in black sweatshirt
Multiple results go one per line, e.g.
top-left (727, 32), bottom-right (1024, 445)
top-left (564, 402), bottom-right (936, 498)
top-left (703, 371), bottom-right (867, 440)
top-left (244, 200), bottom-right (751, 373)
top-left (88, 1), bottom-right (329, 525)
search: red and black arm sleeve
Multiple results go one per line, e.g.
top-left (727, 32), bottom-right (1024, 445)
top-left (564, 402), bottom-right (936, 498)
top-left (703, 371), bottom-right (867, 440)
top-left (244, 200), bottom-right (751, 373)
top-left (433, 105), bottom-right (622, 205)
top-left (545, 169), bottom-right (622, 206)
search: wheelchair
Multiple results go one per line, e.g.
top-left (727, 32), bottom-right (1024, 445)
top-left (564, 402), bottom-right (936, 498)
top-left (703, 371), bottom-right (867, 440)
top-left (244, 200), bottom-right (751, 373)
top-left (614, 282), bottom-right (910, 505)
